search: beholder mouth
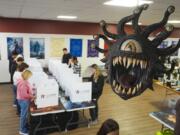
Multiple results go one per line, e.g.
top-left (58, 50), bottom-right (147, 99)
top-left (111, 56), bottom-right (148, 97)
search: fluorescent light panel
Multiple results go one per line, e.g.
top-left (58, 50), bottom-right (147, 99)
top-left (57, 15), bottom-right (77, 19)
top-left (168, 20), bottom-right (180, 24)
top-left (104, 0), bottom-right (153, 7)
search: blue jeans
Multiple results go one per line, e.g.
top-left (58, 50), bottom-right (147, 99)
top-left (89, 99), bottom-right (98, 121)
top-left (13, 85), bottom-right (17, 105)
top-left (18, 100), bottom-right (29, 133)
top-left (13, 85), bottom-right (21, 114)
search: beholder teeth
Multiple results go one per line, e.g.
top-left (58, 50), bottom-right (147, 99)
top-left (112, 79), bottom-right (143, 96)
top-left (112, 56), bottom-right (145, 95)
top-left (112, 56), bottom-right (148, 69)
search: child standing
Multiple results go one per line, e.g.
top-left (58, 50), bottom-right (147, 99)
top-left (13, 63), bottom-right (29, 115)
top-left (12, 56), bottom-right (24, 107)
top-left (17, 70), bottom-right (33, 135)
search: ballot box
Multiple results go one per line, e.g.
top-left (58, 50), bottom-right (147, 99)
top-left (25, 58), bottom-right (43, 72)
top-left (48, 59), bottom-right (60, 75)
top-left (28, 71), bottom-right (48, 87)
top-left (35, 79), bottom-right (59, 108)
top-left (68, 82), bottom-right (92, 103)
top-left (63, 74), bottom-right (82, 96)
top-left (48, 59), bottom-right (92, 103)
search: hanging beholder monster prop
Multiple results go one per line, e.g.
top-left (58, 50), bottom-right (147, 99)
top-left (93, 4), bottom-right (180, 100)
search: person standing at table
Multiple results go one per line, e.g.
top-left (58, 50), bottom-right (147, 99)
top-left (97, 119), bottom-right (119, 135)
top-left (89, 64), bottom-right (105, 124)
top-left (17, 70), bottom-right (33, 135)
top-left (9, 51), bottom-right (18, 83)
top-left (11, 55), bottom-right (24, 85)
top-left (13, 63), bottom-right (29, 115)
top-left (62, 48), bottom-right (71, 64)
top-left (12, 56), bottom-right (24, 107)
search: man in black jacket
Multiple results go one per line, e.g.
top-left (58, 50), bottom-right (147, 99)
top-left (62, 48), bottom-right (71, 64)
top-left (9, 51), bottom-right (18, 83)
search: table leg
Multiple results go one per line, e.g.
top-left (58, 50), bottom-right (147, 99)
top-left (52, 114), bottom-right (61, 132)
top-left (31, 114), bottom-right (61, 135)
top-left (82, 109), bottom-right (90, 128)
top-left (65, 112), bottom-right (74, 132)
top-left (161, 124), bottom-right (164, 132)
top-left (65, 109), bottom-right (93, 131)
top-left (33, 116), bottom-right (42, 135)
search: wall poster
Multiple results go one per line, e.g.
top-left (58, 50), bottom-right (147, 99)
top-left (87, 39), bottom-right (99, 57)
top-left (70, 38), bottom-right (82, 57)
top-left (7, 37), bottom-right (23, 59)
top-left (50, 37), bottom-right (65, 57)
top-left (30, 38), bottom-right (45, 59)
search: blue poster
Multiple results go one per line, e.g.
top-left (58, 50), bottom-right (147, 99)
top-left (7, 37), bottom-right (23, 59)
top-left (30, 38), bottom-right (45, 59)
top-left (70, 38), bottom-right (82, 57)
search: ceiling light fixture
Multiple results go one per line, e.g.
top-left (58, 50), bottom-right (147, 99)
top-left (168, 20), bottom-right (180, 24)
top-left (104, 0), bottom-right (153, 7)
top-left (57, 15), bottom-right (77, 19)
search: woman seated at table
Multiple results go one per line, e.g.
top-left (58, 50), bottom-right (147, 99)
top-left (68, 56), bottom-right (81, 76)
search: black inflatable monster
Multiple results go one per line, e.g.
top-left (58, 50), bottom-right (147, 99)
top-left (93, 4), bottom-right (180, 100)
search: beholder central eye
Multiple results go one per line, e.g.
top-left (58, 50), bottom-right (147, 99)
top-left (121, 39), bottom-right (142, 53)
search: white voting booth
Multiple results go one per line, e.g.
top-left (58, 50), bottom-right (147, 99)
top-left (35, 79), bottom-right (59, 108)
top-left (25, 58), bottom-right (59, 108)
top-left (48, 59), bottom-right (92, 103)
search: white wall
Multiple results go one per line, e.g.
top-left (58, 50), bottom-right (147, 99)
top-left (0, 33), bottom-right (179, 83)
top-left (0, 32), bottom-right (105, 83)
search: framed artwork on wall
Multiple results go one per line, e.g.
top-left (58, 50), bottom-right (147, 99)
top-left (30, 38), bottom-right (45, 59)
top-left (7, 37), bottom-right (23, 59)
top-left (87, 39), bottom-right (99, 57)
top-left (50, 37), bottom-right (65, 57)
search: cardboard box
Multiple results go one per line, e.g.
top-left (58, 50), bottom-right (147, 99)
top-left (69, 82), bottom-right (92, 103)
top-left (35, 79), bottom-right (59, 108)
top-left (29, 71), bottom-right (48, 87)
top-left (25, 58), bottom-right (43, 72)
